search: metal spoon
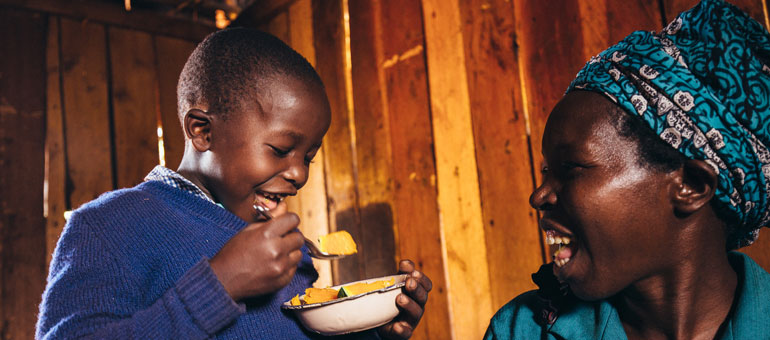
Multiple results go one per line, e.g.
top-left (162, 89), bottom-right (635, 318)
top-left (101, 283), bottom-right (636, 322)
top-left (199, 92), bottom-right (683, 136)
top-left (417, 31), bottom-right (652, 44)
top-left (254, 204), bottom-right (349, 260)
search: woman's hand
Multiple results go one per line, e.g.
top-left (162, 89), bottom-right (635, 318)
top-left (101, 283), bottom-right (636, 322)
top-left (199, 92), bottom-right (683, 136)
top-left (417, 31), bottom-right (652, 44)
top-left (377, 260), bottom-right (433, 339)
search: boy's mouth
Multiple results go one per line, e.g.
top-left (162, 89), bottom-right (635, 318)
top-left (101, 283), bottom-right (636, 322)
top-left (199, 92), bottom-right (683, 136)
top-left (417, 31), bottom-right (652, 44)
top-left (254, 191), bottom-right (288, 211)
top-left (545, 229), bottom-right (576, 269)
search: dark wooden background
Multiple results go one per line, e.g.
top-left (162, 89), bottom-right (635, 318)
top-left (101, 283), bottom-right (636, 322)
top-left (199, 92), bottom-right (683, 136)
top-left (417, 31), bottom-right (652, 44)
top-left (2, 0), bottom-right (769, 339)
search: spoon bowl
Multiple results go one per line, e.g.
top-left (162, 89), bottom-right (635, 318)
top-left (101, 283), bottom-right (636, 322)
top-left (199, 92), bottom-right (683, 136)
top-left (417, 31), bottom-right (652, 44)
top-left (254, 204), bottom-right (349, 260)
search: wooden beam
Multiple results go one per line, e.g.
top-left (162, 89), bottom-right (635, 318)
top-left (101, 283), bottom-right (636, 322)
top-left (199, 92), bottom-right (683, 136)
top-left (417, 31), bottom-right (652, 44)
top-left (287, 0), bottom-right (333, 289)
top-left (155, 36), bottom-right (196, 170)
top-left (0, 8), bottom-right (48, 339)
top-left (0, 0), bottom-right (214, 41)
top-left (232, 0), bottom-right (298, 27)
top-left (60, 18), bottom-right (114, 208)
top-left (421, 0), bottom-right (493, 338)
top-left (375, 0), bottom-right (453, 338)
top-left (45, 16), bottom-right (66, 268)
top-left (457, 0), bottom-right (544, 311)
top-left (312, 0), bottom-right (362, 285)
top-left (108, 27), bottom-right (161, 188)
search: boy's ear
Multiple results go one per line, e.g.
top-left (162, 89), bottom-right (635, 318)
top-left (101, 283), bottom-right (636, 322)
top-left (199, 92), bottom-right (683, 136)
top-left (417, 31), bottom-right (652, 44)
top-left (183, 109), bottom-right (213, 152)
top-left (671, 159), bottom-right (718, 214)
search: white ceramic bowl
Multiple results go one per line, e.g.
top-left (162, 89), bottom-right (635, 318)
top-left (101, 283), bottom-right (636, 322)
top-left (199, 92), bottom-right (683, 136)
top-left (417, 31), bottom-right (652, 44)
top-left (282, 274), bottom-right (408, 335)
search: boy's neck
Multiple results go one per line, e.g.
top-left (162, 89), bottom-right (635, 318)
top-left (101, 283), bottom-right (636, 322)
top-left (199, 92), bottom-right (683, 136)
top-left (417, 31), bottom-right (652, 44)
top-left (176, 160), bottom-right (216, 203)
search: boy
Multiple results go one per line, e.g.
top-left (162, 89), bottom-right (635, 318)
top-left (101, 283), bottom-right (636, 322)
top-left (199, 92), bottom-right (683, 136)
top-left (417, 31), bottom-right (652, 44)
top-left (37, 28), bottom-right (431, 339)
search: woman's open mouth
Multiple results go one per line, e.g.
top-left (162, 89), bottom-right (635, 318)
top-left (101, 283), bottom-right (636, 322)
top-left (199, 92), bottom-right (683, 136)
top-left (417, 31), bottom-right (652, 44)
top-left (546, 229), bottom-right (576, 269)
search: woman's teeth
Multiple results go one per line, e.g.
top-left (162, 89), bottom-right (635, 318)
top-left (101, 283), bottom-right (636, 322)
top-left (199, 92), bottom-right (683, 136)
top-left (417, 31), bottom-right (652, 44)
top-left (546, 231), bottom-right (574, 268)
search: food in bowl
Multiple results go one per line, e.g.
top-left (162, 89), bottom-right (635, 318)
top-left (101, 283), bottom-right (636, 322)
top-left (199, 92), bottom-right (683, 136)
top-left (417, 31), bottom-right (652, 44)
top-left (282, 274), bottom-right (408, 335)
top-left (289, 277), bottom-right (395, 305)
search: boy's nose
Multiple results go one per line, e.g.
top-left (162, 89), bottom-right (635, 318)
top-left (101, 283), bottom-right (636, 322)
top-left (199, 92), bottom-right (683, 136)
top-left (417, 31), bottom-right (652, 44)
top-left (281, 161), bottom-right (309, 188)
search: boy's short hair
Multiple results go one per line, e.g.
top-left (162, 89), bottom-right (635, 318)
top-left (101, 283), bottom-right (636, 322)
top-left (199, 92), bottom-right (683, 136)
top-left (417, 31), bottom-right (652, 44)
top-left (177, 27), bottom-right (323, 121)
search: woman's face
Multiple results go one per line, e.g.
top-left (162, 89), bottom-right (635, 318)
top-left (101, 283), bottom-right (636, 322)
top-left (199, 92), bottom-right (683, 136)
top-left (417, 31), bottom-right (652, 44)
top-left (530, 91), bottom-right (680, 300)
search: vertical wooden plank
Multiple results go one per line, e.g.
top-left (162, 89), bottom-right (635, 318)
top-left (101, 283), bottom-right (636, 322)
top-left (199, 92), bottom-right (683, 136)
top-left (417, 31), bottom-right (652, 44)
top-left (347, 0), bottom-right (397, 281)
top-left (457, 0), bottom-right (543, 311)
top-left (421, 0), bottom-right (492, 339)
top-left (513, 0), bottom-right (586, 195)
top-left (577, 0), bottom-right (663, 59)
top-left (288, 0), bottom-right (333, 288)
top-left (664, 0), bottom-right (765, 24)
top-left (154, 36), bottom-right (196, 170)
top-left (268, 10), bottom-right (291, 44)
top-left (108, 27), bottom-right (160, 189)
top-left (377, 0), bottom-right (453, 338)
top-left (0, 8), bottom-right (48, 340)
top-left (312, 0), bottom-right (362, 285)
top-left (45, 16), bottom-right (66, 267)
top-left (60, 18), bottom-right (113, 208)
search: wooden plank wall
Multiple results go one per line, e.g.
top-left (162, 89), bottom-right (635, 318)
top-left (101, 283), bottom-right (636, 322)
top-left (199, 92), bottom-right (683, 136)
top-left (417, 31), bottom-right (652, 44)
top-left (3, 0), bottom-right (770, 339)
top-left (0, 5), bottom-right (209, 338)
top-left (249, 0), bottom-right (770, 339)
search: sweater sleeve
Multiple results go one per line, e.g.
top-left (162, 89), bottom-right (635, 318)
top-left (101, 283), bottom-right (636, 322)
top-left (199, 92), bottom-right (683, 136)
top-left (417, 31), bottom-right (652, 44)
top-left (36, 212), bottom-right (244, 339)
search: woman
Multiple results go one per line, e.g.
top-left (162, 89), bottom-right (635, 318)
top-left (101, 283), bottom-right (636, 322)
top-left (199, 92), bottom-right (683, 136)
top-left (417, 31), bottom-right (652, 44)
top-left (485, 0), bottom-right (770, 339)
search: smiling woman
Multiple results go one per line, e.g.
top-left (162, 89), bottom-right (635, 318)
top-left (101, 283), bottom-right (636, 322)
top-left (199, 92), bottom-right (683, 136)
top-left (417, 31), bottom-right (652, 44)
top-left (485, 0), bottom-right (770, 339)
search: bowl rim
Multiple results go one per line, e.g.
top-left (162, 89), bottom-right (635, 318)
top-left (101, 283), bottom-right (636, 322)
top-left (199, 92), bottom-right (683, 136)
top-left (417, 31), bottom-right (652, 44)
top-left (281, 273), bottom-right (408, 310)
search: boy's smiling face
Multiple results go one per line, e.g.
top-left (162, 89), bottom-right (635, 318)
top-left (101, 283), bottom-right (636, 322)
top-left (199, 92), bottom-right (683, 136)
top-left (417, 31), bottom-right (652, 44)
top-left (197, 75), bottom-right (330, 222)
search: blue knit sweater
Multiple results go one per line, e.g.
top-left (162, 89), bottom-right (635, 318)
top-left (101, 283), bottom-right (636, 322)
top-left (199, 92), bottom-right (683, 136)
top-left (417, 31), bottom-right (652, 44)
top-left (36, 180), bottom-right (376, 339)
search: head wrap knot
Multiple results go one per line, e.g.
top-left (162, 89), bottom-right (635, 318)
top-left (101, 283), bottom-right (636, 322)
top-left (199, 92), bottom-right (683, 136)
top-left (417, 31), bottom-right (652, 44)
top-left (568, 0), bottom-right (770, 248)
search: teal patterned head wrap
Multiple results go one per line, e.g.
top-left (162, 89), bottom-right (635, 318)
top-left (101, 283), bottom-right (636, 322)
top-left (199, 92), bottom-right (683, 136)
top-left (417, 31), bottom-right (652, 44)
top-left (567, 0), bottom-right (770, 249)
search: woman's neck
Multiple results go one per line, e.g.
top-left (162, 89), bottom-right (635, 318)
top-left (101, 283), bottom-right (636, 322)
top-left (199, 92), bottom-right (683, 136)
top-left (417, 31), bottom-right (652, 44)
top-left (614, 248), bottom-right (737, 340)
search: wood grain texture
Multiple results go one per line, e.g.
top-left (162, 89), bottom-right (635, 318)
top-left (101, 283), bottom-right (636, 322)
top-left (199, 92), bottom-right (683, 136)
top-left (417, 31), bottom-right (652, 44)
top-left (154, 36), bottom-right (196, 170)
top-left (348, 0), bottom-right (397, 281)
top-left (268, 10), bottom-right (291, 44)
top-left (0, 0), bottom-right (213, 41)
top-left (421, 0), bottom-right (492, 338)
top-left (287, 0), bottom-right (333, 288)
top-left (0, 8), bottom-right (48, 340)
top-left (458, 0), bottom-right (543, 311)
top-left (378, 1), bottom-right (452, 338)
top-left (312, 0), bottom-right (362, 285)
top-left (45, 16), bottom-right (66, 267)
top-left (109, 27), bottom-right (161, 189)
top-left (60, 18), bottom-right (113, 208)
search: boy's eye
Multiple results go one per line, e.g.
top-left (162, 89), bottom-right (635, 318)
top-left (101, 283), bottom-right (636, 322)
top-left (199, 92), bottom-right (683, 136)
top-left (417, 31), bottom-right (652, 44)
top-left (269, 145), bottom-right (290, 156)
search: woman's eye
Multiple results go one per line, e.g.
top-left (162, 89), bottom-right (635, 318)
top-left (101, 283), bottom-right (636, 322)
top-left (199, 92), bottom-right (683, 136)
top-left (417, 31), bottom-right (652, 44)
top-left (540, 165), bottom-right (550, 175)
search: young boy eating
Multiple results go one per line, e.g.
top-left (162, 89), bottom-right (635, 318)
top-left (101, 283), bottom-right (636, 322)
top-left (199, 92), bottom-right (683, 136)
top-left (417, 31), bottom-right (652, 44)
top-left (37, 28), bottom-right (431, 339)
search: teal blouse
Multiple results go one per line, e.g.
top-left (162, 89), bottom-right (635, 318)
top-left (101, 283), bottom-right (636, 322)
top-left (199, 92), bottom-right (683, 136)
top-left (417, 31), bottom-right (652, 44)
top-left (484, 252), bottom-right (770, 340)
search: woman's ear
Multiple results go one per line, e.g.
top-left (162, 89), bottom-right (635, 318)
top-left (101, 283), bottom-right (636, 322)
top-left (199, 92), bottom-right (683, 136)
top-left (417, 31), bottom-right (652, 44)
top-left (183, 109), bottom-right (213, 152)
top-left (672, 159), bottom-right (718, 214)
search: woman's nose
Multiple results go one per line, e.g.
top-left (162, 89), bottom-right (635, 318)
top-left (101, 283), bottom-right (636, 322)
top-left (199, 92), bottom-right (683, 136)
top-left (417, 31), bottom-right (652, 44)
top-left (529, 181), bottom-right (557, 210)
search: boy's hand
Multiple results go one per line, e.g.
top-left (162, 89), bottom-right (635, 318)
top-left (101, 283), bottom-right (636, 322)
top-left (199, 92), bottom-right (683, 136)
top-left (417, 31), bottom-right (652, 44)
top-left (377, 260), bottom-right (432, 339)
top-left (209, 210), bottom-right (304, 301)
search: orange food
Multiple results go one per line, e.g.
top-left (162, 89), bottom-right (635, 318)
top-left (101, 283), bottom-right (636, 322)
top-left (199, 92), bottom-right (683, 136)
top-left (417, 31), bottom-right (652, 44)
top-left (289, 278), bottom-right (397, 306)
top-left (290, 294), bottom-right (301, 306)
top-left (338, 278), bottom-right (395, 297)
top-left (318, 231), bottom-right (358, 255)
top-left (303, 287), bottom-right (339, 304)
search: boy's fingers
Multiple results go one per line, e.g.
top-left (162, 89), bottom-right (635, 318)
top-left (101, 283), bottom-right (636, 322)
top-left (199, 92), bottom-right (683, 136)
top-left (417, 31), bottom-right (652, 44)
top-left (404, 277), bottom-right (429, 306)
top-left (261, 213), bottom-right (301, 237)
top-left (411, 270), bottom-right (432, 293)
top-left (396, 293), bottom-right (424, 326)
top-left (379, 321), bottom-right (413, 340)
top-left (398, 259), bottom-right (415, 274)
